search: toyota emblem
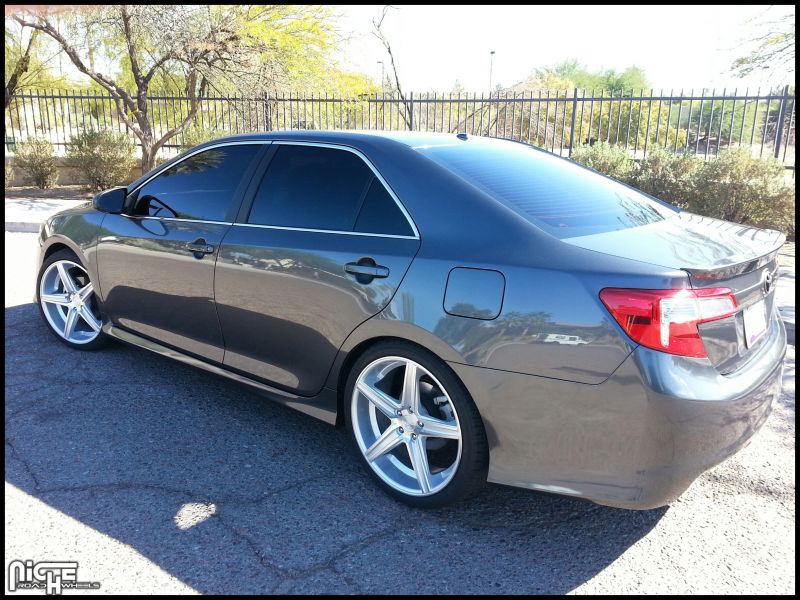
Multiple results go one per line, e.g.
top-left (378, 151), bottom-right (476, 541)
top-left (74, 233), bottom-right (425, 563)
top-left (762, 269), bottom-right (773, 295)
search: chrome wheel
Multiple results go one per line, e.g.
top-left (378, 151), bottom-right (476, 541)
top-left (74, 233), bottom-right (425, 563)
top-left (351, 356), bottom-right (463, 496)
top-left (39, 259), bottom-right (102, 344)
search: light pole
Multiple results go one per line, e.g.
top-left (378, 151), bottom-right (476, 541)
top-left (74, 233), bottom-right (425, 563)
top-left (377, 61), bottom-right (385, 92)
top-left (488, 50), bottom-right (496, 96)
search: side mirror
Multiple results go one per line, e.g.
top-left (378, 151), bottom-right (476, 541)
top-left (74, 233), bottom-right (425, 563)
top-left (92, 187), bottom-right (127, 214)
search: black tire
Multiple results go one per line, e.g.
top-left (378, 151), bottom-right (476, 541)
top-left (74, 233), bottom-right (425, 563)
top-left (36, 248), bottom-right (110, 351)
top-left (344, 340), bottom-right (488, 508)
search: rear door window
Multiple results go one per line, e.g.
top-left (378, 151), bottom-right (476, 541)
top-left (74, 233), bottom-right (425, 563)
top-left (249, 145), bottom-right (372, 231)
top-left (248, 144), bottom-right (414, 236)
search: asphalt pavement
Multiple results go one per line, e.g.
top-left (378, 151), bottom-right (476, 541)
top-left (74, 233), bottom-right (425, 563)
top-left (4, 199), bottom-right (796, 594)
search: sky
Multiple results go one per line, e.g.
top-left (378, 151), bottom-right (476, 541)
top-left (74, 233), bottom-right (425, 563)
top-left (334, 4), bottom-right (796, 92)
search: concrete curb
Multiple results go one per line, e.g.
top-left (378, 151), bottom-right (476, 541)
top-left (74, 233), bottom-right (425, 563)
top-left (5, 222), bottom-right (40, 233)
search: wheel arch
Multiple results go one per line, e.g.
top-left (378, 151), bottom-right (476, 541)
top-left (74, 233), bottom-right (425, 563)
top-left (41, 235), bottom-right (89, 266)
top-left (43, 240), bottom-right (75, 261)
top-left (327, 320), bottom-right (468, 427)
top-left (40, 235), bottom-right (102, 298)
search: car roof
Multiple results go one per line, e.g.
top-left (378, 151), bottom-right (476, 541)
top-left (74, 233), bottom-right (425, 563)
top-left (129, 131), bottom-right (489, 192)
top-left (210, 130), bottom-right (494, 151)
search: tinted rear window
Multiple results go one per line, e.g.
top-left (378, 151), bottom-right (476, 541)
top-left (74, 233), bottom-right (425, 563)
top-left (418, 139), bottom-right (676, 238)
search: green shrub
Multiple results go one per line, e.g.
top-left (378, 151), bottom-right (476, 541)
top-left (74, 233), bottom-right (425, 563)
top-left (14, 138), bottom-right (58, 189)
top-left (570, 142), bottom-right (634, 182)
top-left (632, 147), bottom-right (703, 209)
top-left (5, 162), bottom-right (14, 189)
top-left (181, 124), bottom-right (225, 150)
top-left (570, 144), bottom-right (795, 237)
top-left (67, 129), bottom-right (137, 190)
top-left (691, 149), bottom-right (795, 236)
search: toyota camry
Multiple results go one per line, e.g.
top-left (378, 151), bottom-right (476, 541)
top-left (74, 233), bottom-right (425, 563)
top-left (36, 131), bottom-right (786, 508)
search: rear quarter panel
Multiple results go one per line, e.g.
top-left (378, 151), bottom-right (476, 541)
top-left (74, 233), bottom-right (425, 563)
top-left (332, 242), bottom-right (688, 385)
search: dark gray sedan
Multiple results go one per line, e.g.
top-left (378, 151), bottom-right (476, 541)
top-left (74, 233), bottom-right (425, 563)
top-left (36, 132), bottom-right (786, 509)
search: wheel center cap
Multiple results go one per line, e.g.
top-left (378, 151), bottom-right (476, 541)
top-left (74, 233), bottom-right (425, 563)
top-left (400, 415), bottom-right (418, 432)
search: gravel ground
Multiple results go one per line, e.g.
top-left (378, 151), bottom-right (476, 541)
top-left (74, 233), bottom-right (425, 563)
top-left (4, 231), bottom-right (795, 594)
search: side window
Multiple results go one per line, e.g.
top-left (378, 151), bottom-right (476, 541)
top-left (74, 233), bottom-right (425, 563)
top-left (248, 145), bottom-right (373, 231)
top-left (133, 145), bottom-right (262, 222)
top-left (354, 179), bottom-right (414, 236)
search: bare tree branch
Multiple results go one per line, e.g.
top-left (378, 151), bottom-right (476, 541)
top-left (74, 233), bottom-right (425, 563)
top-left (372, 5), bottom-right (412, 130)
top-left (5, 28), bottom-right (38, 108)
top-left (10, 5), bottom-right (337, 170)
top-left (13, 14), bottom-right (138, 113)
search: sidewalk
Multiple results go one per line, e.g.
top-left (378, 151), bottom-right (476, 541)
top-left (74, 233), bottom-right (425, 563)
top-left (5, 186), bottom-right (92, 233)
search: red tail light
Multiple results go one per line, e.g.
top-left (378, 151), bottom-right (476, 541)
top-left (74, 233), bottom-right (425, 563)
top-left (599, 288), bottom-right (738, 358)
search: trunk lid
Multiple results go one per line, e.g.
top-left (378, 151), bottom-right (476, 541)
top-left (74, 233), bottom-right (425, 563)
top-left (565, 211), bottom-right (785, 373)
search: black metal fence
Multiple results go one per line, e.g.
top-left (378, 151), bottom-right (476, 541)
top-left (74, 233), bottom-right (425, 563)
top-left (4, 87), bottom-right (795, 170)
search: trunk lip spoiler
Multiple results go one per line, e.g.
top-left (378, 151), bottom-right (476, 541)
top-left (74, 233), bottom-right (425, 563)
top-left (683, 243), bottom-right (785, 282)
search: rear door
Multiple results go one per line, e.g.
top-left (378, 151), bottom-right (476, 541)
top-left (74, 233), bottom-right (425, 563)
top-left (215, 142), bottom-right (420, 395)
top-left (96, 142), bottom-right (267, 362)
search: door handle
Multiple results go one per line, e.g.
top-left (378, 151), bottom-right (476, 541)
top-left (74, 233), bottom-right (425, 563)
top-left (345, 260), bottom-right (390, 282)
top-left (186, 238), bottom-right (215, 256)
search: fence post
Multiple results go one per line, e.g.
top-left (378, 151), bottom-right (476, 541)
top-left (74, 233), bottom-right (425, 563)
top-left (568, 87), bottom-right (579, 156)
top-left (263, 92), bottom-right (272, 132)
top-left (773, 84), bottom-right (790, 159)
top-left (408, 91), bottom-right (414, 131)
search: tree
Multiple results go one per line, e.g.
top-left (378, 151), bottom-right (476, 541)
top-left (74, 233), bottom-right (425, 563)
top-left (451, 80), bottom-right (466, 94)
top-left (12, 5), bottom-right (335, 171)
top-left (372, 5), bottom-right (412, 130)
top-left (600, 66), bottom-right (647, 94)
top-left (5, 20), bottom-right (69, 109)
top-left (731, 8), bottom-right (795, 80)
top-left (4, 26), bottom-right (37, 108)
top-left (521, 59), bottom-right (649, 94)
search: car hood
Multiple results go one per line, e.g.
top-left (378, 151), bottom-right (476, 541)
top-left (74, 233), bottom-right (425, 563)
top-left (562, 211), bottom-right (786, 273)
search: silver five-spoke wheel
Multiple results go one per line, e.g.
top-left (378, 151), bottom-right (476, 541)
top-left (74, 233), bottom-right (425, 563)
top-left (39, 259), bottom-right (102, 344)
top-left (351, 356), bottom-right (463, 496)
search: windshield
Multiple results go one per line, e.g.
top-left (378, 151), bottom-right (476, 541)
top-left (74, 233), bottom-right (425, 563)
top-left (417, 138), bottom-right (678, 239)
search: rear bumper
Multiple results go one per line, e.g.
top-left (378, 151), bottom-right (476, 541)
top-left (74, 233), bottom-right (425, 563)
top-left (450, 311), bottom-right (786, 509)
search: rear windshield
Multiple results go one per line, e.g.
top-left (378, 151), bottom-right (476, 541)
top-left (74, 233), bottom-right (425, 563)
top-left (418, 139), bottom-right (677, 239)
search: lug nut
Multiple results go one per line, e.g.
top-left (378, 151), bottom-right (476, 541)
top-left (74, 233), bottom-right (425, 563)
top-left (396, 409), bottom-right (402, 416)
top-left (398, 427), bottom-right (404, 434)
top-left (411, 433), bottom-right (418, 440)
top-left (418, 421), bottom-right (424, 428)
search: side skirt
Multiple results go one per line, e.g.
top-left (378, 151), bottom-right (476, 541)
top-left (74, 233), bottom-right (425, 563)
top-left (104, 323), bottom-right (338, 425)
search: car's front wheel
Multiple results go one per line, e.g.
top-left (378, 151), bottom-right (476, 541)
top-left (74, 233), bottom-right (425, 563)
top-left (345, 341), bottom-right (488, 508)
top-left (37, 248), bottom-right (109, 350)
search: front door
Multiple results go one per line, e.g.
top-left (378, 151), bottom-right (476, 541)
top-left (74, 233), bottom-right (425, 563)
top-left (215, 143), bottom-right (420, 395)
top-left (96, 142), bottom-right (266, 362)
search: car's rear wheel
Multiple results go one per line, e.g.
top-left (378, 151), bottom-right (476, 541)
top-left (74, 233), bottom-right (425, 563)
top-left (37, 249), bottom-right (109, 350)
top-left (345, 341), bottom-right (488, 508)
